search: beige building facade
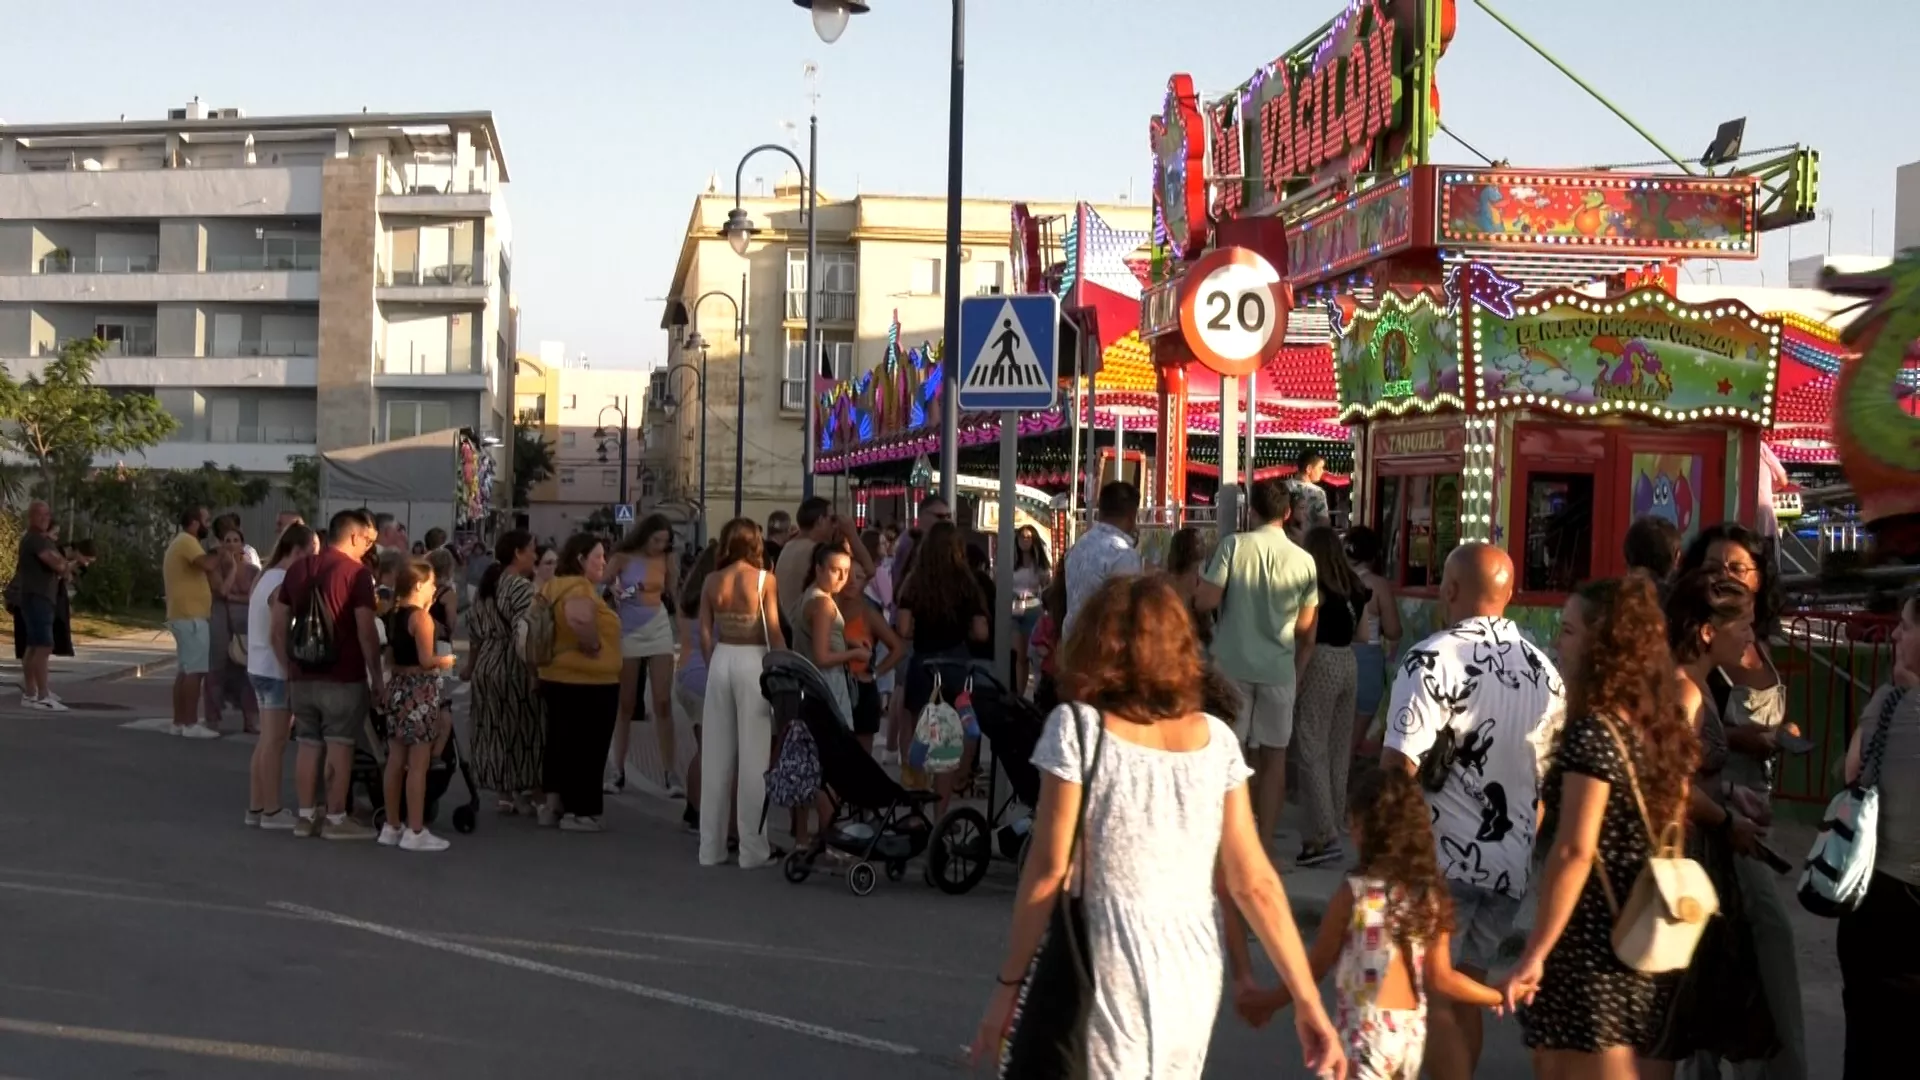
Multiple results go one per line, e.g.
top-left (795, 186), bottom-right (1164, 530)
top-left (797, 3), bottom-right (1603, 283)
top-left (0, 101), bottom-right (516, 488)
top-left (513, 354), bottom-right (648, 542)
top-left (658, 187), bottom-right (1149, 537)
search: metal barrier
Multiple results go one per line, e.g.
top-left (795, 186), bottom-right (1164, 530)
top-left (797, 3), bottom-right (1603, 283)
top-left (1772, 610), bottom-right (1897, 804)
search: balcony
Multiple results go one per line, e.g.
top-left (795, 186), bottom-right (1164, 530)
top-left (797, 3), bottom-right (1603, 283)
top-left (121, 436), bottom-right (316, 472)
top-left (379, 263), bottom-right (489, 305)
top-left (207, 425), bottom-right (318, 445)
top-left (374, 347), bottom-right (486, 390)
top-left (0, 268), bottom-right (318, 304)
top-left (208, 251), bottom-right (321, 272)
top-left (3, 350), bottom-right (317, 388)
top-left (233, 338), bottom-right (318, 358)
top-left (786, 290), bottom-right (857, 322)
top-left (40, 254), bottom-right (160, 274)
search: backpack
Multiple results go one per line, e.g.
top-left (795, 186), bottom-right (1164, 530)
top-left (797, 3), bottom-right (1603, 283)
top-left (766, 718), bottom-right (822, 809)
top-left (517, 583), bottom-right (560, 668)
top-left (1800, 688), bottom-right (1904, 916)
top-left (910, 671), bottom-right (967, 775)
top-left (288, 578), bottom-right (337, 672)
top-left (1591, 715), bottom-right (1719, 974)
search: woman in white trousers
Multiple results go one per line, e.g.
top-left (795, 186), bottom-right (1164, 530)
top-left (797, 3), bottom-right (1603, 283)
top-left (697, 519), bottom-right (787, 869)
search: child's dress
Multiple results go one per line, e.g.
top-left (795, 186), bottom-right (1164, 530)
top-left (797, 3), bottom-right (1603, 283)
top-left (1336, 875), bottom-right (1428, 1080)
top-left (383, 605), bottom-right (441, 746)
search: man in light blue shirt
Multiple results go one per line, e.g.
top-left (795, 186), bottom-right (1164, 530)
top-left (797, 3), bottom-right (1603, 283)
top-left (1062, 482), bottom-right (1143, 639)
top-left (1195, 479), bottom-right (1319, 850)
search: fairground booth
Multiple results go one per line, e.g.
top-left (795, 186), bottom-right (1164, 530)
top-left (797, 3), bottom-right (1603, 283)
top-left (1139, 0), bottom-right (1821, 645)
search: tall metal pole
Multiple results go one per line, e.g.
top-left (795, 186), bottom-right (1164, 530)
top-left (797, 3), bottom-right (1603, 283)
top-left (937, 0), bottom-right (965, 507)
top-left (803, 112), bottom-right (819, 501)
top-left (617, 396), bottom-right (630, 508)
top-left (735, 270), bottom-right (748, 521)
top-left (697, 353), bottom-right (709, 546)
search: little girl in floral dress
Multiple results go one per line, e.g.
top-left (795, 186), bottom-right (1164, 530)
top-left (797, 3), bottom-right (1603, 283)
top-left (1244, 768), bottom-right (1503, 1078)
top-left (379, 559), bottom-right (457, 852)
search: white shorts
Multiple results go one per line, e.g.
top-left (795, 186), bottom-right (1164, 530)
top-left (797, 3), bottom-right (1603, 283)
top-left (1231, 680), bottom-right (1296, 750)
top-left (620, 613), bottom-right (676, 659)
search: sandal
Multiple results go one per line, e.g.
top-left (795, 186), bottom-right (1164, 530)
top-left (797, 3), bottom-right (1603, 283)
top-left (496, 799), bottom-right (520, 815)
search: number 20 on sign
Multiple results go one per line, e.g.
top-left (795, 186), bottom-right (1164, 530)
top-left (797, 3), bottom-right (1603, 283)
top-left (1178, 247), bottom-right (1293, 378)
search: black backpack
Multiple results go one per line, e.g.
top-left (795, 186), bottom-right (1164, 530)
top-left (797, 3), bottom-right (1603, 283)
top-left (288, 579), bottom-right (337, 672)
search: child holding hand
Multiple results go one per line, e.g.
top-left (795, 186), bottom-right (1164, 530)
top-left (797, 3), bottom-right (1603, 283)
top-left (1240, 768), bottom-right (1502, 1079)
top-left (379, 559), bottom-right (457, 852)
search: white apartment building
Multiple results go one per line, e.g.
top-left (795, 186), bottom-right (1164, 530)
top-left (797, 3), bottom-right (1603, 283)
top-left (0, 100), bottom-right (516, 477)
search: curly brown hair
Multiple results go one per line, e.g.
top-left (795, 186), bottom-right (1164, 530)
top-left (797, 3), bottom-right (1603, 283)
top-left (897, 521), bottom-right (986, 621)
top-left (1568, 572), bottom-right (1698, 827)
top-left (1348, 768), bottom-right (1452, 951)
top-left (1058, 574), bottom-right (1205, 723)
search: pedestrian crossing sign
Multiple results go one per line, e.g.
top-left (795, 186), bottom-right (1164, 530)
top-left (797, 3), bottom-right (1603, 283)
top-left (613, 504), bottom-right (635, 526)
top-left (958, 294), bottom-right (1060, 411)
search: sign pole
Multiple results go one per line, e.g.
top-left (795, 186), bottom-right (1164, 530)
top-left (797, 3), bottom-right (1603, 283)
top-left (995, 413), bottom-right (1018, 693)
top-left (1220, 376), bottom-right (1240, 488)
top-left (1066, 374), bottom-right (1083, 542)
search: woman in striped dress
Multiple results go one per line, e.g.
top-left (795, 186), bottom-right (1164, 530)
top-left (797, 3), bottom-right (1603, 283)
top-left (463, 530), bottom-right (546, 813)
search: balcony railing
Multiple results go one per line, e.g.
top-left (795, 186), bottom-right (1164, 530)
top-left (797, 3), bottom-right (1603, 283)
top-left (55, 336), bottom-right (156, 357)
top-left (786, 290), bottom-right (856, 321)
top-left (40, 254), bottom-right (160, 274)
top-left (378, 348), bottom-right (480, 376)
top-left (202, 426), bottom-right (318, 445)
top-left (208, 251), bottom-right (321, 272)
top-left (232, 338), bottom-right (318, 357)
top-left (781, 380), bottom-right (806, 412)
top-left (386, 264), bottom-right (487, 287)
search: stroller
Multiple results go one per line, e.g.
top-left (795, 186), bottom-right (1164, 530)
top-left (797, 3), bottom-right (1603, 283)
top-left (760, 651), bottom-right (936, 896)
top-left (350, 704), bottom-right (482, 835)
top-left (916, 657), bottom-right (1048, 894)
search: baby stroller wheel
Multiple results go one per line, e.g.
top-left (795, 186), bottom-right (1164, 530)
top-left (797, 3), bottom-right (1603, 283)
top-left (848, 861), bottom-right (878, 897)
top-left (927, 806), bottom-right (991, 895)
top-left (885, 860), bottom-right (907, 883)
top-left (451, 803), bottom-right (477, 834)
top-left (371, 805), bottom-right (388, 831)
top-left (782, 850), bottom-right (811, 884)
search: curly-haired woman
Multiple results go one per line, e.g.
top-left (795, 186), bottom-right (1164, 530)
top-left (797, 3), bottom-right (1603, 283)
top-left (973, 575), bottom-right (1343, 1080)
top-left (1504, 573), bottom-right (1700, 1077)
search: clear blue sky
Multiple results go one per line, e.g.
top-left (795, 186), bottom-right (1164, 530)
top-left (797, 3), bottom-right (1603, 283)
top-left (5, 0), bottom-right (1910, 370)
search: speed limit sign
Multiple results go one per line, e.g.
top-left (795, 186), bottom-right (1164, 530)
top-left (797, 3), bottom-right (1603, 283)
top-left (1178, 246), bottom-right (1292, 377)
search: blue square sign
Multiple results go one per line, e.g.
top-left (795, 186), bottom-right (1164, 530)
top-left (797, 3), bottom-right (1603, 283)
top-left (958, 294), bottom-right (1060, 411)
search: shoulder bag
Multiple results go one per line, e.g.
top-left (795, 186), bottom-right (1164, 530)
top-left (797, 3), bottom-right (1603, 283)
top-left (1799, 688), bottom-right (1904, 916)
top-left (999, 703), bottom-right (1108, 1080)
top-left (1591, 714), bottom-right (1719, 974)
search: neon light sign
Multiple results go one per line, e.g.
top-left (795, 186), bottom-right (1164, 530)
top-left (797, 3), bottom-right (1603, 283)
top-left (1151, 73), bottom-right (1210, 259)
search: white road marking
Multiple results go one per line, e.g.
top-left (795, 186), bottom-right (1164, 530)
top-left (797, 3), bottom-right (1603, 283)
top-left (440, 933), bottom-right (687, 966)
top-left (0, 1015), bottom-right (380, 1071)
top-left (587, 926), bottom-right (975, 978)
top-left (0, 879), bottom-right (304, 921)
top-left (273, 902), bottom-right (919, 1057)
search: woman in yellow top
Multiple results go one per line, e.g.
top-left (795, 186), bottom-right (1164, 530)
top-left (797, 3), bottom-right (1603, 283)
top-left (536, 532), bottom-right (623, 833)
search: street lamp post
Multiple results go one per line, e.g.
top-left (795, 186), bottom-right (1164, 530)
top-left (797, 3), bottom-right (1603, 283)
top-left (675, 285), bottom-right (746, 521)
top-left (663, 354), bottom-right (709, 547)
top-left (594, 398), bottom-right (630, 511)
top-left (798, 0), bottom-right (959, 508)
top-left (720, 137), bottom-right (818, 502)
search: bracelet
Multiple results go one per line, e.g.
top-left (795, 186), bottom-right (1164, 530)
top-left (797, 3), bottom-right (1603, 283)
top-left (995, 973), bottom-right (1023, 987)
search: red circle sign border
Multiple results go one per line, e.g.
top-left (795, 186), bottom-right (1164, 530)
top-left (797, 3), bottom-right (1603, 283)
top-left (1178, 246), bottom-right (1293, 378)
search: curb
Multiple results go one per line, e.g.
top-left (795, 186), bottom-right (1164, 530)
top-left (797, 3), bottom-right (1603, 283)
top-left (94, 657), bottom-right (177, 683)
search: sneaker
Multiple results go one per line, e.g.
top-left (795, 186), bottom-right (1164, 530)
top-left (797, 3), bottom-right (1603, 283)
top-left (293, 812), bottom-right (320, 838)
top-left (558, 814), bottom-right (604, 833)
top-left (536, 804), bottom-right (559, 828)
top-left (258, 809), bottom-right (298, 831)
top-left (664, 772), bottom-right (685, 799)
top-left (41, 689), bottom-right (61, 705)
top-left (377, 824), bottom-right (404, 846)
top-left (320, 817), bottom-right (376, 841)
top-left (682, 805), bottom-right (700, 834)
top-left (1296, 843), bottom-right (1343, 869)
top-left (399, 828), bottom-right (451, 852)
top-left (245, 809), bottom-right (263, 827)
top-left (179, 723), bottom-right (221, 740)
top-left (37, 698), bottom-right (69, 713)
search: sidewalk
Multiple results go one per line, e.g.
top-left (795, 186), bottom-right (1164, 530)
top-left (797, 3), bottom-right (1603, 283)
top-left (0, 631), bottom-right (177, 690)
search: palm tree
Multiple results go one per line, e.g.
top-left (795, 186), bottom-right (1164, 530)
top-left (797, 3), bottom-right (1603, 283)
top-left (512, 411), bottom-right (555, 509)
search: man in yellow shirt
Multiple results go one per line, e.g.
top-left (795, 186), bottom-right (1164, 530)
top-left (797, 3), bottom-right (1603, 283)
top-left (164, 507), bottom-right (227, 738)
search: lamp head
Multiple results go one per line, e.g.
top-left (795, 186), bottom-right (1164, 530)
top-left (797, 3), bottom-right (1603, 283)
top-left (721, 208), bottom-right (757, 257)
top-left (683, 331), bottom-right (708, 352)
top-left (592, 426), bottom-right (608, 439)
top-left (794, 0), bottom-right (869, 44)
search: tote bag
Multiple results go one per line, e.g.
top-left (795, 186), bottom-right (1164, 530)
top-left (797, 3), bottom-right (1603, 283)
top-left (1800, 688), bottom-right (1904, 916)
top-left (999, 704), bottom-right (1108, 1080)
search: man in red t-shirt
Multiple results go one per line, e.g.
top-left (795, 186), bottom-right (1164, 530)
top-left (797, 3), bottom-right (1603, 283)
top-left (270, 508), bottom-right (383, 839)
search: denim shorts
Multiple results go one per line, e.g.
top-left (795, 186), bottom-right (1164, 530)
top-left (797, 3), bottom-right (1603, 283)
top-left (169, 618), bottom-right (211, 675)
top-left (1449, 878), bottom-right (1523, 971)
top-left (249, 673), bottom-right (289, 710)
top-left (16, 594), bottom-right (55, 649)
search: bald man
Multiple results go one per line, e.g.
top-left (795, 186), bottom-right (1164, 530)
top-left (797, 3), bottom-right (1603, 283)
top-left (1381, 543), bottom-right (1565, 1080)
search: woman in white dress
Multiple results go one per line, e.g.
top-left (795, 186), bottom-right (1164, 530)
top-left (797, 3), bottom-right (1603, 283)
top-left (975, 574), bottom-right (1345, 1080)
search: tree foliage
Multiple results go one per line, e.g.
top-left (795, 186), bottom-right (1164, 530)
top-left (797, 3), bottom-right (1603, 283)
top-left (513, 410), bottom-right (555, 508)
top-left (286, 455), bottom-right (321, 522)
top-left (0, 338), bottom-right (177, 504)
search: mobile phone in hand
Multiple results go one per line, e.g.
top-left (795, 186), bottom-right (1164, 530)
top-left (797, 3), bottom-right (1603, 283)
top-left (1774, 731), bottom-right (1814, 755)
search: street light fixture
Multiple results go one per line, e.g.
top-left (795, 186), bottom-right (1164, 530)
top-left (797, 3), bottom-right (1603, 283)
top-left (799, 0), bottom-right (962, 508)
top-left (594, 400), bottom-right (631, 511)
top-left (721, 208), bottom-right (758, 258)
top-left (663, 348), bottom-right (710, 548)
top-left (671, 285), bottom-right (747, 521)
top-left (795, 0), bottom-right (867, 44)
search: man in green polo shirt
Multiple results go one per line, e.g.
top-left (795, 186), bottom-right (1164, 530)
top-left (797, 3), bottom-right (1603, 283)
top-left (1195, 478), bottom-right (1319, 851)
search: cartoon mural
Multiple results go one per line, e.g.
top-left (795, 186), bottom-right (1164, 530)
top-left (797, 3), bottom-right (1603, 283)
top-left (1335, 290), bottom-right (1462, 418)
top-left (1630, 452), bottom-right (1703, 539)
top-left (1439, 171), bottom-right (1759, 257)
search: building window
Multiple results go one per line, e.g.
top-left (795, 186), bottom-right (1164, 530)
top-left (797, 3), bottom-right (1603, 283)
top-left (783, 332), bottom-right (855, 412)
top-left (787, 250), bottom-right (858, 320)
top-left (385, 400), bottom-right (453, 441)
top-left (563, 394), bottom-right (577, 409)
top-left (640, 471), bottom-right (657, 498)
top-left (560, 468), bottom-right (577, 486)
top-left (974, 259), bottom-right (1006, 295)
top-left (908, 258), bottom-right (942, 296)
top-left (602, 469), bottom-right (618, 488)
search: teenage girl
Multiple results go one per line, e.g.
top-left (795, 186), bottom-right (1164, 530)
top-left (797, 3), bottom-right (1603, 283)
top-left (379, 559), bottom-right (457, 852)
top-left (839, 559), bottom-right (906, 755)
top-left (1242, 768), bottom-right (1502, 1078)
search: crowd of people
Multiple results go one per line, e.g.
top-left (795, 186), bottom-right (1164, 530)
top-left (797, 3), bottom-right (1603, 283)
top-left (22, 447), bottom-right (1914, 1076)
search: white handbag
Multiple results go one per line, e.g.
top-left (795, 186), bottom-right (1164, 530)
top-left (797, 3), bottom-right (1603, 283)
top-left (1799, 688), bottom-right (1904, 916)
top-left (1591, 715), bottom-right (1720, 975)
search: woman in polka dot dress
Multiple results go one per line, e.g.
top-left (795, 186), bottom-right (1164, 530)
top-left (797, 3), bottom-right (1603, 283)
top-left (1503, 574), bottom-right (1699, 1078)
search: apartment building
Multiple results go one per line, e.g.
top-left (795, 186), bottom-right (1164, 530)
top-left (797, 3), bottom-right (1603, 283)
top-left (513, 351), bottom-right (646, 541)
top-left (658, 183), bottom-right (1149, 535)
top-left (0, 100), bottom-right (516, 481)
